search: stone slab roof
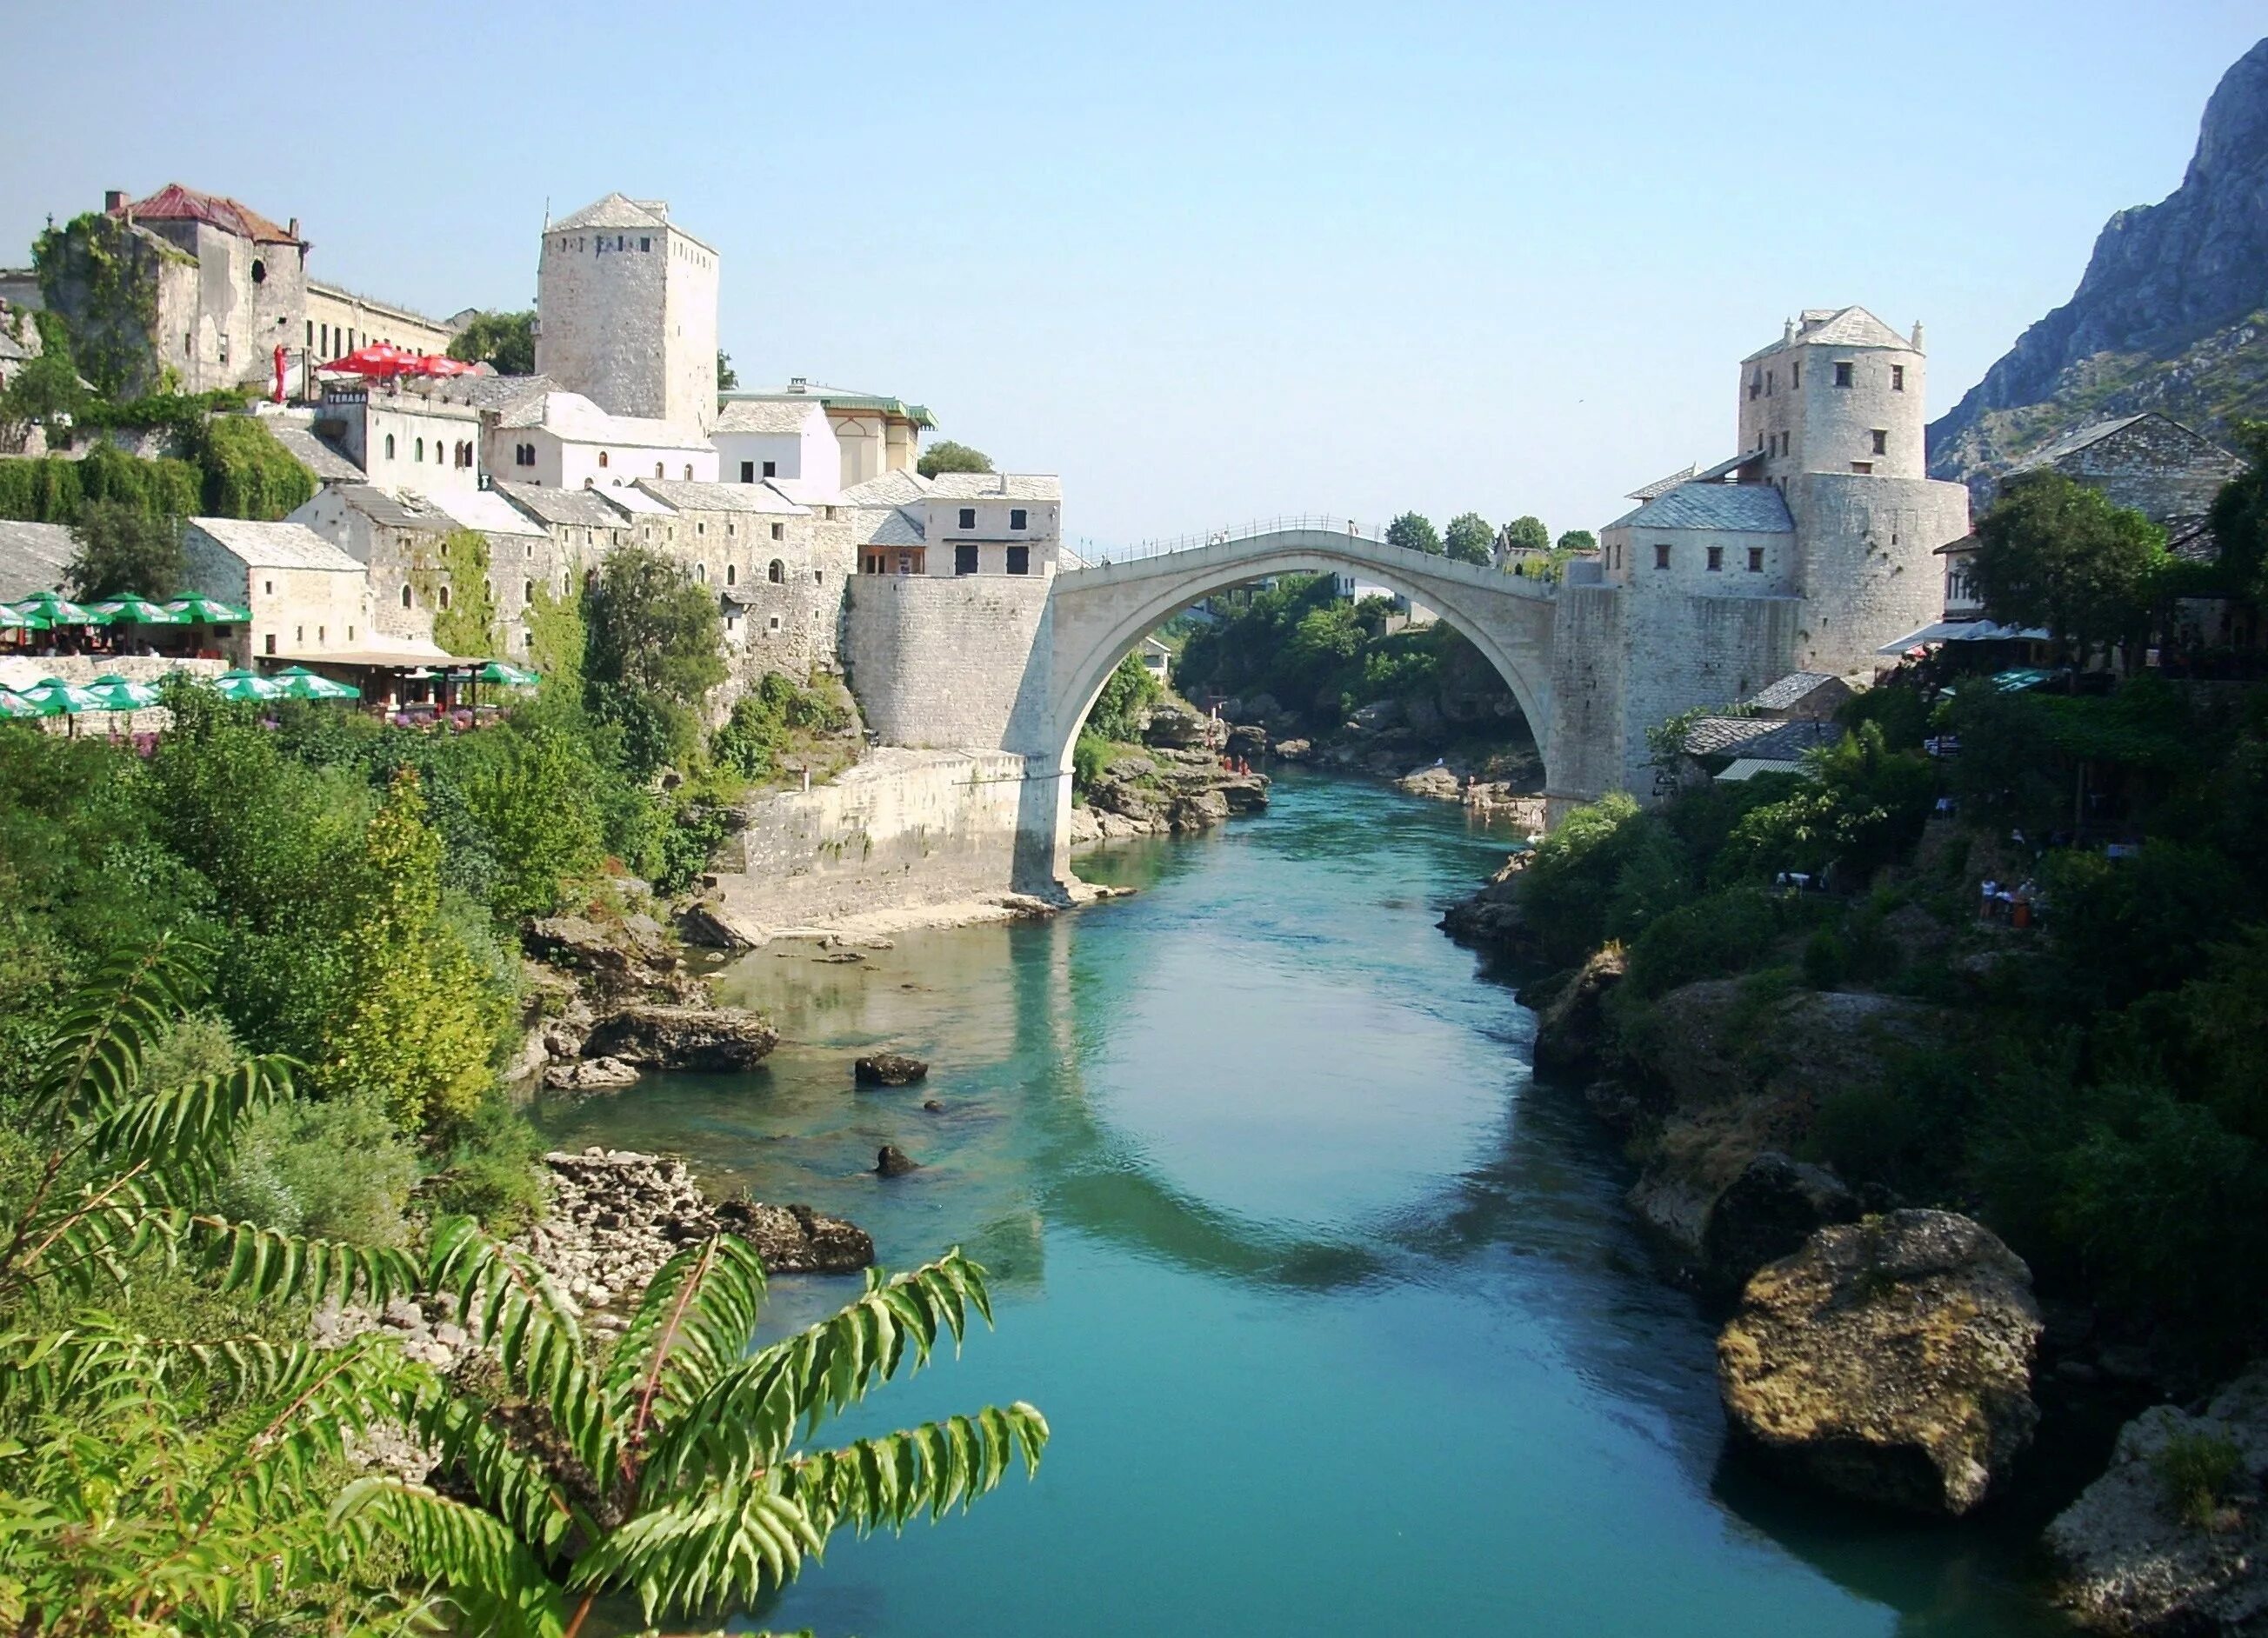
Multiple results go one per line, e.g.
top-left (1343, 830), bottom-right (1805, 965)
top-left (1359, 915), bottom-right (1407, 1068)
top-left (924, 472), bottom-right (1062, 502)
top-left (1741, 672), bottom-right (1846, 712)
top-left (116, 183), bottom-right (301, 245)
top-left (1608, 483), bottom-right (1794, 534)
top-left (714, 399), bottom-right (824, 435)
top-left (430, 489), bottom-right (548, 539)
top-left (724, 386), bottom-right (935, 429)
top-left (2006, 412), bottom-right (2244, 479)
top-left (850, 506), bottom-right (926, 547)
top-left (1626, 464), bottom-right (1698, 502)
top-left (1683, 716), bottom-right (1843, 760)
top-left (0, 518), bottom-right (77, 602)
top-left (332, 484), bottom-right (448, 531)
top-left (549, 194), bottom-right (714, 255)
top-left (492, 482), bottom-right (628, 529)
top-left (506, 391), bottom-right (709, 450)
top-left (1742, 305), bottom-right (1910, 363)
top-left (636, 479), bottom-right (805, 515)
top-left (189, 518), bottom-right (362, 572)
top-left (838, 469), bottom-right (932, 507)
top-left (266, 423), bottom-right (364, 483)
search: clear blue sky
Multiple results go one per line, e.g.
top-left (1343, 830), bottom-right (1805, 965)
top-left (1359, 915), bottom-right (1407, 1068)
top-left (6, 2), bottom-right (2260, 548)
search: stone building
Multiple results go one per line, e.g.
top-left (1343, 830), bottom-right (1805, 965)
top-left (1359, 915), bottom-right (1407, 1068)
top-left (181, 517), bottom-right (370, 663)
top-left (711, 396), bottom-right (839, 492)
top-left (488, 390), bottom-right (717, 491)
top-left (536, 195), bottom-right (717, 434)
top-left (304, 283), bottom-right (463, 365)
top-left (719, 381), bottom-right (932, 491)
top-left (1549, 306), bottom-right (1971, 810)
top-left (313, 379), bottom-right (484, 498)
top-left (287, 484), bottom-right (453, 647)
top-left (634, 478), bottom-right (856, 673)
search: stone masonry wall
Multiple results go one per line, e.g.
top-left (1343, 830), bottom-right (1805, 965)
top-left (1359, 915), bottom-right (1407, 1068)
top-left (710, 748), bottom-right (1038, 928)
top-left (844, 574), bottom-right (1052, 750)
top-left (1787, 471), bottom-right (1968, 676)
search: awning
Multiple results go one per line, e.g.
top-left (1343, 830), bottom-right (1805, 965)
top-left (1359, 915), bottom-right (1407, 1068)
top-left (267, 649), bottom-right (484, 669)
top-left (1716, 757), bottom-right (1812, 782)
top-left (1876, 619), bottom-right (2053, 654)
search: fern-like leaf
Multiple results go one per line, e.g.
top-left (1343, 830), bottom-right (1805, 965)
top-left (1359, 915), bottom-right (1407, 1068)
top-left (29, 936), bottom-right (211, 1130)
top-left (787, 1402), bottom-right (1051, 1536)
top-left (604, 1235), bottom-right (768, 1455)
top-left (85, 1053), bottom-right (299, 1195)
top-left (333, 1476), bottom-right (568, 1638)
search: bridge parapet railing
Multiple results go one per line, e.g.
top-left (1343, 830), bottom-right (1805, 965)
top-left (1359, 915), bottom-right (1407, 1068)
top-left (1069, 514), bottom-right (1384, 568)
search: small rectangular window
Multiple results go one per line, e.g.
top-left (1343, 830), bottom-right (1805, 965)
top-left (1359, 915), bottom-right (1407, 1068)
top-left (1834, 362), bottom-right (1854, 388)
top-left (1747, 547), bottom-right (1764, 573)
top-left (1791, 363), bottom-right (1799, 390)
top-left (957, 508), bottom-right (977, 530)
top-left (762, 460), bottom-right (777, 477)
top-left (640, 237), bottom-right (651, 251)
top-left (1705, 546), bottom-right (1724, 571)
top-left (1006, 545), bottom-right (1031, 576)
top-left (1652, 543), bottom-right (1671, 570)
top-left (954, 543), bottom-right (978, 576)
top-left (740, 461), bottom-right (755, 483)
top-left (1891, 364), bottom-right (1905, 391)
top-left (1851, 461), bottom-right (1874, 475)
top-left (1871, 429), bottom-right (1888, 455)
top-left (1011, 508), bottom-right (1028, 530)
top-left (770, 523), bottom-right (783, 541)
top-left (264, 634), bottom-right (276, 655)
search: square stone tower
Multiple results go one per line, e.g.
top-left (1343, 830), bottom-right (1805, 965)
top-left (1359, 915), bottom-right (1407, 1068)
top-left (536, 194), bottom-right (717, 433)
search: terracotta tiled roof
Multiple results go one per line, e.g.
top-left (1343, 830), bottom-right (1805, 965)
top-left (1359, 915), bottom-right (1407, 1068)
top-left (115, 183), bottom-right (301, 245)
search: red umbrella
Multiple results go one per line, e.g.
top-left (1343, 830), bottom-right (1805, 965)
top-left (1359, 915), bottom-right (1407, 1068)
top-left (321, 343), bottom-right (417, 379)
top-left (405, 355), bottom-right (478, 377)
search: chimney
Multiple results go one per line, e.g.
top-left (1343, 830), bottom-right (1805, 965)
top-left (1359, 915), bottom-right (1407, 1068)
top-left (789, 376), bottom-right (807, 393)
top-left (1911, 321), bottom-right (1926, 350)
top-left (1782, 316), bottom-right (1796, 343)
top-left (104, 190), bottom-right (126, 213)
top-left (287, 217), bottom-right (299, 241)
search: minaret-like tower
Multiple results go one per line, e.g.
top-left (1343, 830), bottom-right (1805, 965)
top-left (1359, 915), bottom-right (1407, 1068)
top-left (536, 193), bottom-right (718, 432)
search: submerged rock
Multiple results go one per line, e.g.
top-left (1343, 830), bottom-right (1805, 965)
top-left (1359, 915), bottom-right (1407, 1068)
top-left (581, 1003), bottom-right (778, 1072)
top-left (876, 1145), bottom-right (921, 1177)
top-left (2047, 1363), bottom-right (2268, 1635)
top-left (542, 1055), bottom-right (642, 1093)
top-left (1718, 1209), bottom-right (2042, 1515)
top-left (712, 1198), bottom-right (876, 1275)
top-left (855, 1052), bottom-right (930, 1087)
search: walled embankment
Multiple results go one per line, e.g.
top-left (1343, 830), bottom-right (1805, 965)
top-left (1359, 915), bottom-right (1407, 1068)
top-left (706, 747), bottom-right (1053, 932)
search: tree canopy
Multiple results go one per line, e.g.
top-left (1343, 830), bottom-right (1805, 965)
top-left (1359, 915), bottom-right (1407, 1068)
top-left (917, 440), bottom-right (992, 478)
top-left (1501, 516), bottom-right (1550, 556)
top-left (446, 310), bottom-right (537, 376)
top-left (1384, 512), bottom-right (1442, 556)
top-left (2205, 419), bottom-right (2268, 602)
top-left (1971, 470), bottom-right (2170, 661)
top-left (1556, 529), bottom-right (1598, 556)
top-left (1444, 512), bottom-right (1494, 566)
top-left (65, 498), bottom-right (185, 599)
top-left (583, 547), bottom-right (725, 776)
top-left (717, 350), bottom-right (737, 390)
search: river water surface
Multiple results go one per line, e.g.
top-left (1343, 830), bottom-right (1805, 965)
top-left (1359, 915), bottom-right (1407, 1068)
top-left (537, 769), bottom-right (2071, 1636)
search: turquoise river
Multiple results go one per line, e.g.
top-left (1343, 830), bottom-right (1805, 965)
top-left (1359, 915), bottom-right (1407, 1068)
top-left (537, 769), bottom-right (2074, 1637)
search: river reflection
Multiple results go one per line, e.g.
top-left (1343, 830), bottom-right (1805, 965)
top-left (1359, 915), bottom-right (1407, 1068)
top-left (536, 769), bottom-right (2072, 1637)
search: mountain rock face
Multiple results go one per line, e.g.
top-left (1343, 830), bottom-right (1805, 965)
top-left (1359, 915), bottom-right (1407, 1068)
top-left (1931, 37), bottom-right (2268, 493)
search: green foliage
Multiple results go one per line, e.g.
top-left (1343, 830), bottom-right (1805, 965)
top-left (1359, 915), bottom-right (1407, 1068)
top-left (216, 1092), bottom-right (420, 1246)
top-left (1714, 725), bottom-right (1935, 886)
top-left (1384, 511), bottom-right (1442, 556)
top-left (716, 349), bottom-right (737, 391)
top-left (916, 439), bottom-right (992, 478)
top-left (1501, 515), bottom-right (1550, 556)
top-left (451, 722), bottom-right (609, 919)
top-left (1556, 529), bottom-right (1597, 556)
top-left (0, 348), bottom-right (88, 436)
top-left (1072, 729), bottom-right (1111, 794)
top-left (524, 581), bottom-right (587, 695)
top-left (1971, 470), bottom-right (2171, 660)
top-left (2205, 420), bottom-right (2268, 602)
top-left (1621, 887), bottom-right (1787, 997)
top-left (0, 444), bottom-right (201, 524)
top-left (446, 310), bottom-right (537, 375)
top-left (1443, 511), bottom-right (1494, 566)
top-left (1837, 682), bottom-right (1930, 750)
top-left (65, 499), bottom-right (184, 600)
top-left (585, 548), bottom-right (724, 709)
top-left (1087, 649), bottom-right (1163, 742)
top-left (427, 528), bottom-right (503, 657)
top-left (33, 211), bottom-right (168, 397)
top-left (71, 385), bottom-right (256, 436)
top-left (190, 415), bottom-right (315, 520)
top-left (2041, 841), bottom-right (2244, 1005)
top-left (2151, 1428), bottom-right (2245, 1528)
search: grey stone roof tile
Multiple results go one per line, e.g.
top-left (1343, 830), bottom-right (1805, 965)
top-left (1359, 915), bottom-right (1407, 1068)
top-left (1607, 482), bottom-right (1794, 534)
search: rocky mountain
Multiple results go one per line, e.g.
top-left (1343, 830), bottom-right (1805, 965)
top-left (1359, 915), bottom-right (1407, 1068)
top-left (1930, 37), bottom-right (2268, 492)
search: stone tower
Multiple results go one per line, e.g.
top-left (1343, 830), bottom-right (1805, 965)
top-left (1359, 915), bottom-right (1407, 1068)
top-left (536, 194), bottom-right (718, 432)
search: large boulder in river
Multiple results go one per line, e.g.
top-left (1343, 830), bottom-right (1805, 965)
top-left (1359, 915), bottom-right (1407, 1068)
top-left (1531, 946), bottom-right (1625, 1077)
top-left (713, 1198), bottom-right (876, 1274)
top-left (855, 1052), bottom-right (929, 1087)
top-left (1143, 703), bottom-right (1214, 749)
top-left (2046, 1363), bottom-right (2268, 1635)
top-left (1718, 1209), bottom-right (2042, 1515)
top-left (582, 1004), bottom-right (778, 1072)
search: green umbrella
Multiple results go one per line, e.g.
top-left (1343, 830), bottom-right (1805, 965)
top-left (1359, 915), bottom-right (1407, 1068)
top-left (0, 605), bottom-right (38, 630)
top-left (12, 591), bottom-right (110, 627)
top-left (0, 688), bottom-right (55, 719)
top-left (271, 665), bottom-right (360, 702)
top-left (16, 676), bottom-right (106, 714)
top-left (474, 660), bottom-right (540, 686)
top-left (206, 668), bottom-right (284, 702)
top-left (163, 596), bottom-right (251, 623)
top-left (89, 594), bottom-right (185, 626)
top-left (84, 673), bottom-right (163, 711)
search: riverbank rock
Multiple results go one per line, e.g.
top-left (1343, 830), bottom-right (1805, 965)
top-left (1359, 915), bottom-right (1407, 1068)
top-left (677, 898), bottom-right (766, 950)
top-left (1438, 851), bottom-right (1538, 952)
top-left (1699, 1150), bottom-right (1861, 1298)
top-left (712, 1197), bottom-right (877, 1275)
top-left (1397, 764), bottom-right (1463, 801)
top-left (542, 1055), bottom-right (641, 1093)
top-left (877, 1144), bottom-right (921, 1176)
top-left (1531, 946), bottom-right (1626, 1077)
top-left (1143, 703), bottom-right (1216, 749)
top-left (1276, 737), bottom-right (1312, 760)
top-left (2046, 1363), bottom-right (2268, 1635)
top-left (581, 1004), bottom-right (778, 1071)
top-left (525, 911), bottom-right (699, 1004)
top-left (1718, 1209), bottom-right (2043, 1515)
top-left (855, 1052), bottom-right (930, 1087)
top-left (1225, 722), bottom-right (1269, 759)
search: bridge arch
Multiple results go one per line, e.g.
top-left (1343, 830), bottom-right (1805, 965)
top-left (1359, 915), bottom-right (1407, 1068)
top-left (1012, 526), bottom-right (1561, 884)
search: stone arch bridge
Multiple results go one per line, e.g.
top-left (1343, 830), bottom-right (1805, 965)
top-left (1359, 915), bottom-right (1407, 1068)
top-left (1004, 520), bottom-right (1562, 884)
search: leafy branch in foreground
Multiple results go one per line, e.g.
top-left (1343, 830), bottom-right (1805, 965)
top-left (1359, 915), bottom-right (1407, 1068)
top-left (342, 1227), bottom-right (1048, 1635)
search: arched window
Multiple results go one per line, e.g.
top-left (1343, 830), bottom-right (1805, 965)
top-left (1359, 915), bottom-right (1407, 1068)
top-left (654, 462), bottom-right (664, 479)
top-left (696, 563), bottom-right (707, 583)
top-left (415, 438), bottom-right (424, 463)
top-left (767, 559), bottom-right (784, 584)
top-left (400, 584), bottom-right (413, 609)
top-left (583, 476), bottom-right (594, 489)
top-left (683, 464), bottom-right (693, 479)
top-left (439, 585), bottom-right (452, 609)
top-left (524, 580), bottom-right (534, 603)
top-left (597, 451), bottom-right (609, 469)
top-left (250, 258), bottom-right (267, 284)
top-left (384, 433), bottom-right (396, 459)
top-left (725, 564), bottom-right (737, 586)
